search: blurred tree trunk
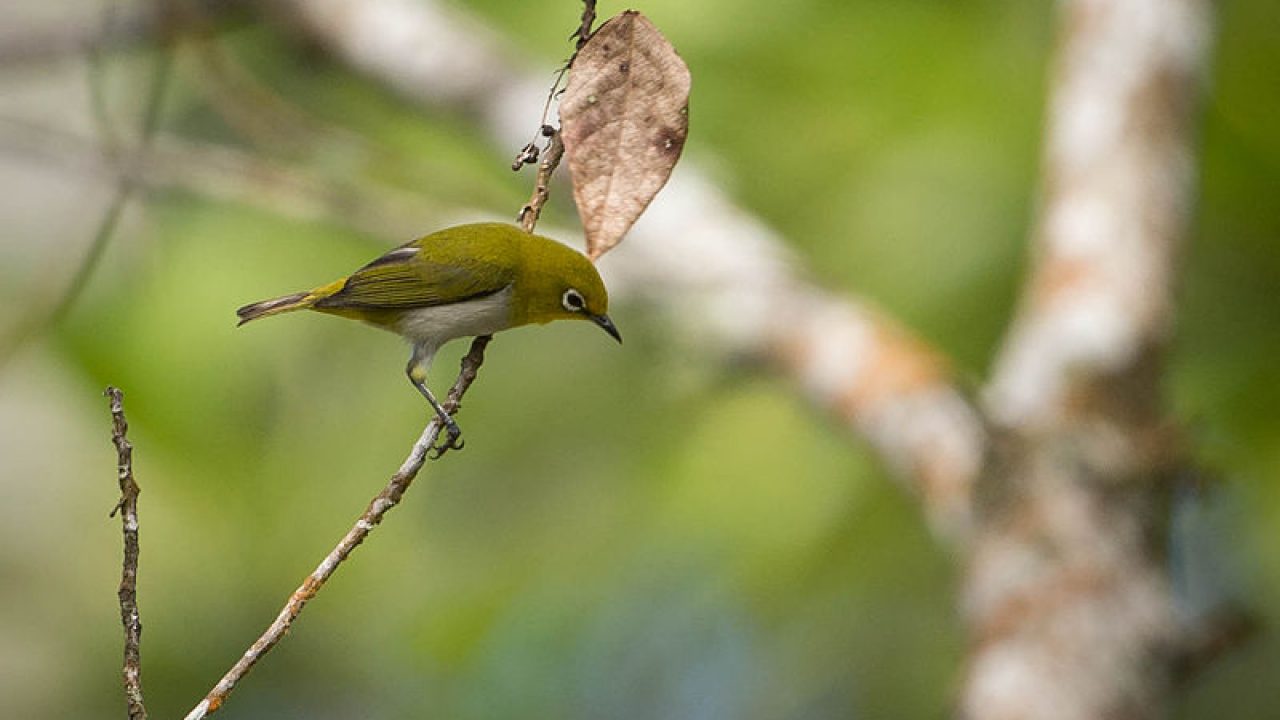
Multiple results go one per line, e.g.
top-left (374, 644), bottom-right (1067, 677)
top-left (962, 0), bottom-right (1213, 717)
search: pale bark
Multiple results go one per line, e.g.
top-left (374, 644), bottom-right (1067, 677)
top-left (963, 1), bottom-right (1212, 718)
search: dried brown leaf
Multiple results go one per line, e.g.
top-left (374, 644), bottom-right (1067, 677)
top-left (561, 11), bottom-right (691, 260)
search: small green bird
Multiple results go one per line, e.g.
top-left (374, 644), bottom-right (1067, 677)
top-left (236, 222), bottom-right (621, 449)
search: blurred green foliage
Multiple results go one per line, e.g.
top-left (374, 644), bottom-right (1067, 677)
top-left (1, 1), bottom-right (1277, 718)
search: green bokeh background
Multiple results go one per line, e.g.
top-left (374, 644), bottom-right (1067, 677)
top-left (0, 1), bottom-right (1276, 718)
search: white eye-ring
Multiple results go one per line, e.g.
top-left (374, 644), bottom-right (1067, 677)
top-left (562, 288), bottom-right (586, 312)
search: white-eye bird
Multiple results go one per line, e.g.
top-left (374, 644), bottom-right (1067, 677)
top-left (236, 222), bottom-right (621, 449)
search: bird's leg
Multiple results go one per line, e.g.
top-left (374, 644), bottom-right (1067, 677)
top-left (406, 347), bottom-right (464, 458)
top-left (415, 379), bottom-right (464, 457)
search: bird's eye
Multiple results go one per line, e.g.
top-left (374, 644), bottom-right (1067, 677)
top-left (562, 288), bottom-right (585, 312)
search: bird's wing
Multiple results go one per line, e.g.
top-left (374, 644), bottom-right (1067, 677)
top-left (316, 243), bottom-right (515, 310)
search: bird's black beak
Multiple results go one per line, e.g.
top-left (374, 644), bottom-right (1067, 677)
top-left (590, 313), bottom-right (623, 344)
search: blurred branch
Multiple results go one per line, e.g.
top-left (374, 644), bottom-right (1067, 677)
top-left (0, 4), bottom-right (154, 65)
top-left (179, 6), bottom-right (366, 156)
top-left (961, 1), bottom-right (1215, 718)
top-left (105, 387), bottom-right (147, 720)
top-left (0, 118), bottom-right (446, 243)
top-left (0, 0), bottom-right (232, 66)
top-left (54, 40), bottom-right (173, 325)
top-left (0, 23), bottom-right (173, 368)
top-left (264, 0), bottom-right (986, 541)
top-left (182, 338), bottom-right (489, 720)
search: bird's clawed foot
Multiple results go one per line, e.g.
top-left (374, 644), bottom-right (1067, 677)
top-left (429, 416), bottom-right (465, 459)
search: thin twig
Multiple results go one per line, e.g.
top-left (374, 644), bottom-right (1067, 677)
top-left (106, 386), bottom-right (147, 720)
top-left (182, 338), bottom-right (491, 720)
top-left (510, 0), bottom-right (595, 171)
top-left (517, 129), bottom-right (565, 233)
top-left (571, 0), bottom-right (598, 52)
top-left (510, 78), bottom-right (565, 171)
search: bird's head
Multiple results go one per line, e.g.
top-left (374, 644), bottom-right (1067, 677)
top-left (516, 238), bottom-right (621, 343)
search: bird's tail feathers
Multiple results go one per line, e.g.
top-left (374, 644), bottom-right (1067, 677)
top-left (236, 292), bottom-right (314, 326)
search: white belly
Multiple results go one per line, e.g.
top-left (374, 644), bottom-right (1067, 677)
top-left (397, 286), bottom-right (514, 348)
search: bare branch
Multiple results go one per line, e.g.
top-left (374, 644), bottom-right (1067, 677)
top-left (572, 0), bottom-right (598, 52)
top-left (182, 338), bottom-right (490, 720)
top-left (511, 2), bottom-right (597, 212)
top-left (517, 129), bottom-right (564, 233)
top-left (105, 387), bottom-right (147, 720)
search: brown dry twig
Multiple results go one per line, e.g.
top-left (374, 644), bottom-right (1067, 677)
top-left (105, 387), bottom-right (147, 720)
top-left (572, 0), bottom-right (598, 51)
top-left (517, 128), bottom-right (565, 232)
top-left (510, 0), bottom-right (596, 172)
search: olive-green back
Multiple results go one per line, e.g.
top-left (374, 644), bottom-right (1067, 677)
top-left (315, 223), bottom-right (522, 310)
